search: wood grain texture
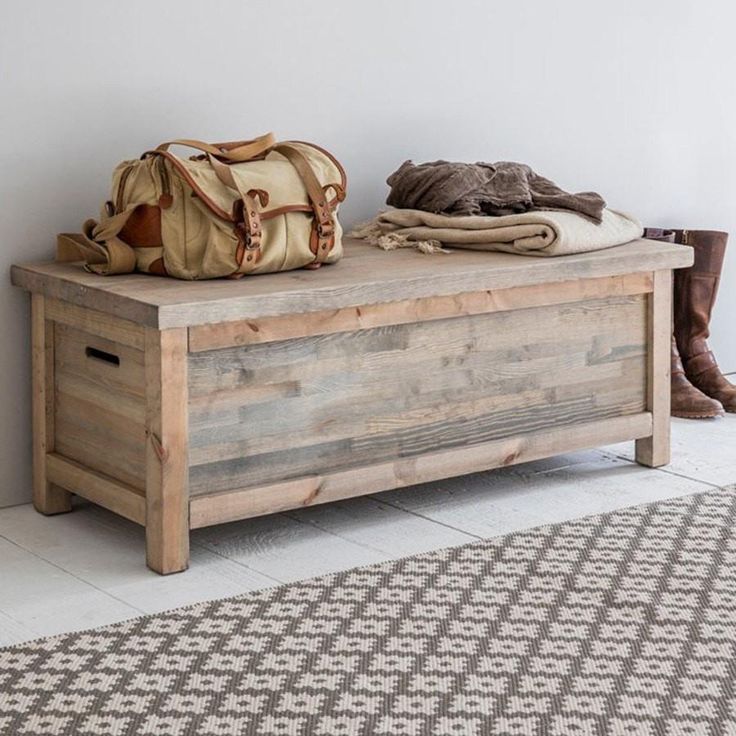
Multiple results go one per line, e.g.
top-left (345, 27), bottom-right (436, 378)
top-left (189, 272), bottom-right (653, 351)
top-left (145, 327), bottom-right (190, 574)
top-left (636, 269), bottom-right (673, 467)
top-left (11, 239), bottom-right (693, 328)
top-left (45, 297), bottom-right (146, 350)
top-left (31, 294), bottom-right (72, 514)
top-left (53, 324), bottom-right (146, 490)
top-left (46, 453), bottom-right (145, 525)
top-left (188, 294), bottom-right (648, 495)
top-left (189, 413), bottom-right (653, 528)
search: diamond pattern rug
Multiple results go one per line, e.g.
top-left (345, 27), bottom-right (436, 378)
top-left (2, 487), bottom-right (736, 735)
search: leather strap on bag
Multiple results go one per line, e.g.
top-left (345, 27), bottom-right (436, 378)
top-left (57, 210), bottom-right (137, 275)
top-left (273, 143), bottom-right (338, 262)
top-left (155, 133), bottom-right (275, 162)
top-left (207, 154), bottom-right (269, 271)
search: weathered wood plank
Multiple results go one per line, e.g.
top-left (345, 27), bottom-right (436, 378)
top-left (145, 328), bottom-right (190, 574)
top-left (190, 391), bottom-right (646, 495)
top-left (46, 453), bottom-right (145, 525)
top-left (54, 391), bottom-right (147, 490)
top-left (46, 297), bottom-right (146, 350)
top-left (189, 272), bottom-right (653, 350)
top-left (55, 373), bottom-right (146, 426)
top-left (188, 295), bottom-right (647, 494)
top-left (53, 322), bottom-right (147, 490)
top-left (11, 239), bottom-right (692, 328)
top-left (636, 269), bottom-right (672, 467)
top-left (188, 353), bottom-right (644, 468)
top-left (31, 294), bottom-right (73, 514)
top-left (189, 413), bottom-right (653, 528)
top-left (188, 294), bottom-right (647, 397)
top-left (54, 323), bottom-right (146, 398)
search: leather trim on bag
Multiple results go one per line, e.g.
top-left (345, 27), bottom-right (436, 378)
top-left (291, 140), bottom-right (348, 193)
top-left (143, 148), bottom-right (345, 224)
top-left (148, 257), bottom-right (168, 276)
top-left (259, 203), bottom-right (333, 221)
top-left (272, 144), bottom-right (337, 263)
top-left (258, 141), bottom-right (347, 221)
top-left (118, 204), bottom-right (164, 247)
top-left (156, 133), bottom-right (275, 162)
top-left (143, 150), bottom-right (235, 221)
top-left (309, 220), bottom-right (335, 258)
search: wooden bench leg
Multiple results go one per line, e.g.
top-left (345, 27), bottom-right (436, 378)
top-left (144, 327), bottom-right (189, 574)
top-left (31, 294), bottom-right (73, 515)
top-left (636, 270), bottom-right (672, 468)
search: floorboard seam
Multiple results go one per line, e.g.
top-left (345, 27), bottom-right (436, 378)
top-left (369, 497), bottom-right (487, 540)
top-left (0, 535), bottom-right (146, 616)
top-left (606, 454), bottom-right (724, 489)
top-left (0, 607), bottom-right (35, 636)
top-left (278, 510), bottom-right (402, 558)
top-left (79, 503), bottom-right (285, 587)
top-left (281, 504), bottom-right (480, 556)
top-left (189, 540), bottom-right (286, 587)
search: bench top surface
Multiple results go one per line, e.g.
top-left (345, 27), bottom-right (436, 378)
top-left (11, 237), bottom-right (692, 328)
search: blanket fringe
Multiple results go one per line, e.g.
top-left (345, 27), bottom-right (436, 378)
top-left (349, 219), bottom-right (450, 255)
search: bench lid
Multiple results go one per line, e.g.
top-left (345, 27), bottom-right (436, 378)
top-left (11, 237), bottom-right (692, 328)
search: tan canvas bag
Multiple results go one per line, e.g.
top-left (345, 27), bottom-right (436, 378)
top-left (58, 133), bottom-right (347, 279)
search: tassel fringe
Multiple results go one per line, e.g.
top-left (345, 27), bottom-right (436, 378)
top-left (349, 219), bottom-right (451, 255)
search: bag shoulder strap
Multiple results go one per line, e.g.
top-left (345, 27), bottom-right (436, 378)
top-left (272, 143), bottom-right (338, 262)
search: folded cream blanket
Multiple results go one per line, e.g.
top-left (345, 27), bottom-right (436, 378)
top-left (351, 207), bottom-right (643, 257)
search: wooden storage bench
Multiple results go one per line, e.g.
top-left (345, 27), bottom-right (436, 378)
top-left (11, 237), bottom-right (692, 574)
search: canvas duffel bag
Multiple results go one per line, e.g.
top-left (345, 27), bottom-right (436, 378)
top-left (58, 133), bottom-right (347, 279)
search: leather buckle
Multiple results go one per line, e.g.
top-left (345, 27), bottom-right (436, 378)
top-left (317, 221), bottom-right (334, 238)
top-left (244, 231), bottom-right (261, 251)
top-left (236, 222), bottom-right (261, 252)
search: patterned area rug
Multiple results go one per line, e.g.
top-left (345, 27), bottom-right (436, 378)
top-left (2, 488), bottom-right (736, 736)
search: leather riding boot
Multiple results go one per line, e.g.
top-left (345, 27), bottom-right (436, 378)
top-left (670, 336), bottom-right (724, 418)
top-left (643, 228), bottom-right (724, 418)
top-left (673, 229), bottom-right (736, 412)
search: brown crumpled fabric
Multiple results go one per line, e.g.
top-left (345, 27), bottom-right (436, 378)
top-left (386, 160), bottom-right (606, 224)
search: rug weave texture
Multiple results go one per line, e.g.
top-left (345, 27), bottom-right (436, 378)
top-left (1, 488), bottom-right (735, 735)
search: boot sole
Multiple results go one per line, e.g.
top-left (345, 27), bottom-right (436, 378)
top-left (672, 410), bottom-right (725, 419)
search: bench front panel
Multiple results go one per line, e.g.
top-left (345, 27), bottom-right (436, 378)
top-left (187, 293), bottom-right (648, 496)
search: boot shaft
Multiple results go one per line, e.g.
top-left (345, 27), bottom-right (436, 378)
top-left (672, 229), bottom-right (728, 359)
top-left (644, 227), bottom-right (734, 413)
top-left (673, 230), bottom-right (727, 275)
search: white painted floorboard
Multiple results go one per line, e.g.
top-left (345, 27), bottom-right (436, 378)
top-left (603, 412), bottom-right (736, 487)
top-left (1, 415), bottom-right (734, 647)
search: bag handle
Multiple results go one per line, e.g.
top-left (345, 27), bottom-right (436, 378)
top-left (155, 132), bottom-right (275, 162)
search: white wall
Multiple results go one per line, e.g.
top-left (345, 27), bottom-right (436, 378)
top-left (1, 0), bottom-right (734, 507)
